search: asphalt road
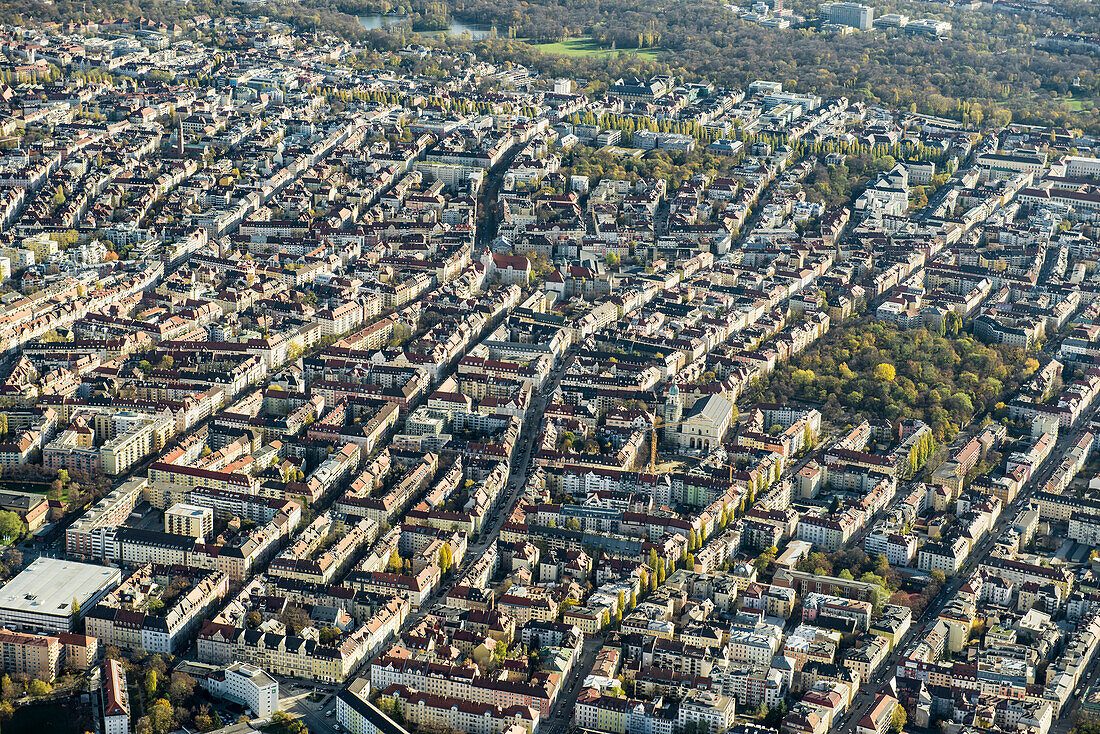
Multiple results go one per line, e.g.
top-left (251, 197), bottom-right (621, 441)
top-left (279, 682), bottom-right (339, 734)
top-left (544, 633), bottom-right (606, 734)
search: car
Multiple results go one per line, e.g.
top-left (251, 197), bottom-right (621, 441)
top-left (326, 710), bottom-right (335, 718)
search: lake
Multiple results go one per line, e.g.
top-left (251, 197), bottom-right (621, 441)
top-left (356, 13), bottom-right (496, 40)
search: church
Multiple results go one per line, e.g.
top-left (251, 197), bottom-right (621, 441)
top-left (663, 383), bottom-right (735, 453)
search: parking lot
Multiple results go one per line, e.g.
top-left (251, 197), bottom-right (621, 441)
top-left (278, 681), bottom-right (340, 734)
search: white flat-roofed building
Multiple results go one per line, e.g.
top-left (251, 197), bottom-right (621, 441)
top-left (0, 558), bottom-right (121, 633)
top-left (820, 1), bottom-right (873, 29)
top-left (165, 503), bottom-right (214, 539)
top-left (201, 661), bottom-right (279, 718)
top-left (1066, 156), bottom-right (1100, 180)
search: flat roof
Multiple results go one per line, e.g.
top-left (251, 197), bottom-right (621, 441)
top-left (0, 558), bottom-right (120, 620)
top-left (167, 503), bottom-right (213, 517)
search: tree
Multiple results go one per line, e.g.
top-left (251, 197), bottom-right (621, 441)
top-left (0, 675), bottom-right (17, 702)
top-left (149, 698), bottom-right (174, 734)
top-left (145, 669), bottom-right (159, 701)
top-left (874, 554), bottom-right (891, 579)
top-left (438, 544), bottom-right (453, 574)
top-left (26, 679), bottom-right (51, 697)
top-left (167, 672), bottom-right (195, 707)
top-left (890, 703), bottom-right (906, 733)
top-left (874, 363), bottom-right (896, 382)
top-left (0, 511), bottom-right (22, 543)
top-left (871, 585), bottom-right (891, 614)
top-left (281, 605), bottom-right (310, 636)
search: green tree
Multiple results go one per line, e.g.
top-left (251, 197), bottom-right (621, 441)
top-left (145, 669), bottom-right (159, 701)
top-left (0, 676), bottom-right (15, 703)
top-left (149, 697), bottom-right (174, 734)
top-left (27, 679), bottom-right (51, 697)
top-left (0, 511), bottom-right (22, 543)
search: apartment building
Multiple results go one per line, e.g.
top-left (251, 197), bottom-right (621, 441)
top-left (100, 414), bottom-right (175, 476)
top-left (102, 659), bottom-right (130, 734)
top-left (382, 684), bottom-right (539, 734)
top-left (337, 678), bottom-right (410, 734)
top-left (65, 478), bottom-right (146, 559)
top-left (0, 628), bottom-right (61, 681)
top-left (165, 503), bottom-right (214, 539)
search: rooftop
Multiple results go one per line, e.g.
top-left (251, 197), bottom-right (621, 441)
top-left (0, 558), bottom-right (120, 622)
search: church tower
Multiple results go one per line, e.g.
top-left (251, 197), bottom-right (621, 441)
top-left (662, 383), bottom-right (683, 439)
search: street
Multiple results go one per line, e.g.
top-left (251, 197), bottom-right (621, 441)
top-left (361, 345), bottom-right (580, 663)
top-left (278, 682), bottom-right (339, 734)
top-left (544, 633), bottom-right (606, 734)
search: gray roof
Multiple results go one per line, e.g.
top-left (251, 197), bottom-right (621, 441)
top-left (684, 394), bottom-right (734, 427)
top-left (0, 558), bottom-right (121, 622)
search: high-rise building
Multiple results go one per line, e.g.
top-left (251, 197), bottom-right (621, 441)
top-left (820, 1), bottom-right (874, 30)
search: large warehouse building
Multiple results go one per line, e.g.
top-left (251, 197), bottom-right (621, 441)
top-left (0, 558), bottom-right (122, 633)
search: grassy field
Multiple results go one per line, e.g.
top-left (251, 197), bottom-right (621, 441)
top-left (1051, 96), bottom-right (1086, 112)
top-left (531, 37), bottom-right (662, 59)
top-left (1050, 94), bottom-right (1090, 112)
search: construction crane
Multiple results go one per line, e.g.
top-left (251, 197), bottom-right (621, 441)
top-left (648, 414), bottom-right (712, 473)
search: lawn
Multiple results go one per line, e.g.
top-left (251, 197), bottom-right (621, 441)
top-left (1052, 95), bottom-right (1085, 111)
top-left (531, 37), bottom-right (662, 59)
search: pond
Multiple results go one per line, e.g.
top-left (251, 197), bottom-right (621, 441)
top-left (356, 13), bottom-right (496, 40)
